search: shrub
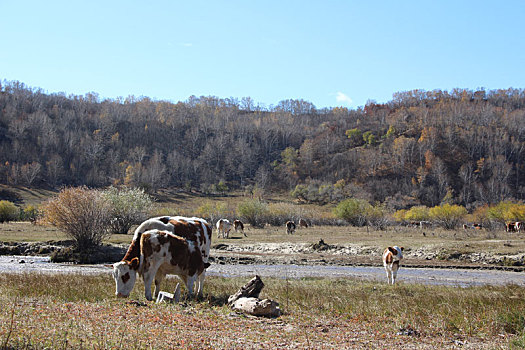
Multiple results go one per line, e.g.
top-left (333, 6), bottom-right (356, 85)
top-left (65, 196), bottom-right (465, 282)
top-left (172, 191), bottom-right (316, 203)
top-left (21, 205), bottom-right (40, 223)
top-left (365, 203), bottom-right (390, 230)
top-left (265, 202), bottom-right (305, 226)
top-left (404, 206), bottom-right (430, 222)
top-left (429, 204), bottom-right (467, 230)
top-left (393, 209), bottom-right (407, 223)
top-left (42, 187), bottom-right (111, 249)
top-left (101, 186), bottom-right (154, 234)
top-left (0, 200), bottom-right (19, 223)
top-left (237, 199), bottom-right (269, 228)
top-left (290, 184), bottom-right (308, 202)
top-left (486, 201), bottom-right (525, 224)
top-left (333, 198), bottom-right (371, 226)
top-left (196, 201), bottom-right (234, 224)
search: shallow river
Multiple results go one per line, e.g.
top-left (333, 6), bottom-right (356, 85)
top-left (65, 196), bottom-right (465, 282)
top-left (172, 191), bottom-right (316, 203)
top-left (2, 255), bottom-right (525, 287)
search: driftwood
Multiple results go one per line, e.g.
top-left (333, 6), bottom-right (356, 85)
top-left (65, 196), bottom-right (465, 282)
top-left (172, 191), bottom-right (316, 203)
top-left (155, 283), bottom-right (181, 304)
top-left (228, 275), bottom-right (264, 305)
top-left (228, 275), bottom-right (280, 317)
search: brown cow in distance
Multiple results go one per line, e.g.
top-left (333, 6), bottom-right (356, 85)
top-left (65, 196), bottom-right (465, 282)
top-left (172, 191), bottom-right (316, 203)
top-left (298, 218), bottom-right (309, 228)
top-left (286, 221), bottom-right (296, 235)
top-left (233, 220), bottom-right (246, 237)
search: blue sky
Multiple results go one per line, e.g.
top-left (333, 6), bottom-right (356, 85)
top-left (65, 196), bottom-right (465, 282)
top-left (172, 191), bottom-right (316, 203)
top-left (1, 1), bottom-right (524, 109)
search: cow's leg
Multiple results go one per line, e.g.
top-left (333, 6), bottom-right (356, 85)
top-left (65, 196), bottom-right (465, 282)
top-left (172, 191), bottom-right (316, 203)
top-left (196, 271), bottom-right (206, 297)
top-left (385, 266), bottom-right (392, 284)
top-left (154, 271), bottom-right (166, 299)
top-left (243, 229), bottom-right (247, 237)
top-left (142, 272), bottom-right (156, 301)
top-left (392, 262), bottom-right (399, 285)
top-left (186, 275), bottom-right (197, 298)
top-left (142, 261), bottom-right (163, 301)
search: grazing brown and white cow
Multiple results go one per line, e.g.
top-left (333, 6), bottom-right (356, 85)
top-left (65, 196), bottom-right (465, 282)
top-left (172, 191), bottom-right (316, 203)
top-left (298, 218), bottom-right (309, 228)
top-left (233, 220), bottom-right (246, 237)
top-left (286, 221), bottom-right (296, 235)
top-left (112, 216), bottom-right (212, 300)
top-left (382, 246), bottom-right (404, 285)
top-left (139, 229), bottom-right (210, 301)
top-left (216, 219), bottom-right (232, 239)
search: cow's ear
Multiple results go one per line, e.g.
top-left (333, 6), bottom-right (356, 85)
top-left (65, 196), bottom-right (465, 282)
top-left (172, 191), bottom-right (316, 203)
top-left (130, 257), bottom-right (140, 270)
top-left (388, 247), bottom-right (397, 254)
top-left (400, 247), bottom-right (404, 251)
top-left (204, 262), bottom-right (211, 269)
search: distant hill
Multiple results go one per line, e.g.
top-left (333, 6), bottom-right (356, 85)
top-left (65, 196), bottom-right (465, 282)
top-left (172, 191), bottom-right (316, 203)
top-left (1, 80), bottom-right (524, 208)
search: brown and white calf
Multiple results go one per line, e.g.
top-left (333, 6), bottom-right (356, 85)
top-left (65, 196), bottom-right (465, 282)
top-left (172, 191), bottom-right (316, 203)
top-left (216, 218), bottom-right (232, 238)
top-left (139, 229), bottom-right (210, 301)
top-left (286, 221), bottom-right (296, 235)
top-left (382, 246), bottom-right (404, 285)
top-left (233, 220), bottom-right (246, 237)
top-left (112, 216), bottom-right (212, 300)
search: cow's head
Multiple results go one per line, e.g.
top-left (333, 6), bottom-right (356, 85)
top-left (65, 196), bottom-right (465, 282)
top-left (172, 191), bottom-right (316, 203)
top-left (112, 257), bottom-right (139, 298)
top-left (387, 246), bottom-right (404, 261)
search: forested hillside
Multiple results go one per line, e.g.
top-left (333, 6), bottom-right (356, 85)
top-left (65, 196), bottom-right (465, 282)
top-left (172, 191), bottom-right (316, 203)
top-left (1, 80), bottom-right (524, 209)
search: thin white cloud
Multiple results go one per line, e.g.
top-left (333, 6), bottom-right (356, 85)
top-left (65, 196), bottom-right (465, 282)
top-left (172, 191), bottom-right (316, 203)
top-left (181, 43), bottom-right (193, 47)
top-left (336, 92), bottom-right (353, 105)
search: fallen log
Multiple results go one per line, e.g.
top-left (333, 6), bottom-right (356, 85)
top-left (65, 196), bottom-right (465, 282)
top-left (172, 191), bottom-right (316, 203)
top-left (228, 275), bottom-right (280, 317)
top-left (230, 297), bottom-right (281, 317)
top-left (228, 275), bottom-right (265, 305)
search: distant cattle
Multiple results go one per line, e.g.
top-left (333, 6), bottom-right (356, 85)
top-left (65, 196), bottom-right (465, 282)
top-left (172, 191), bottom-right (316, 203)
top-left (382, 246), bottom-right (404, 285)
top-left (463, 223), bottom-right (483, 230)
top-left (286, 221), bottom-right (296, 235)
top-left (298, 219), bottom-right (309, 228)
top-left (233, 220), bottom-right (246, 237)
top-left (112, 216), bottom-right (212, 300)
top-left (507, 221), bottom-right (524, 233)
top-left (419, 221), bottom-right (431, 229)
top-left (506, 222), bottom-right (518, 233)
top-left (216, 219), bottom-right (232, 239)
top-left (408, 221), bottom-right (420, 228)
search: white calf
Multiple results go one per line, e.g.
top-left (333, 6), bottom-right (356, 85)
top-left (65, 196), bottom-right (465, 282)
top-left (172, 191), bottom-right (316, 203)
top-left (216, 219), bottom-right (232, 238)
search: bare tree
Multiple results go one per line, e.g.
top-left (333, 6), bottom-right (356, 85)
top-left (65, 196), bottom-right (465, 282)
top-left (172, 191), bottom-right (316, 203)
top-left (20, 162), bottom-right (41, 186)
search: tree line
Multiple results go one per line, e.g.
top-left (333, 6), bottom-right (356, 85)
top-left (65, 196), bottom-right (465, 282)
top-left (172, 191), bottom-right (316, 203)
top-left (1, 80), bottom-right (524, 210)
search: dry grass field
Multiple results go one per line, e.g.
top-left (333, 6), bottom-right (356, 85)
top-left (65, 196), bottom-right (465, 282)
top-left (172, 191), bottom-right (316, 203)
top-left (1, 273), bottom-right (525, 349)
top-left (2, 187), bottom-right (525, 348)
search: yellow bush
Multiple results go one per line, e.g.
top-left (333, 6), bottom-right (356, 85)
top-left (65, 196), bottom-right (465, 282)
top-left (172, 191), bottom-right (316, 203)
top-left (429, 204), bottom-right (467, 229)
top-left (404, 206), bottom-right (430, 221)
